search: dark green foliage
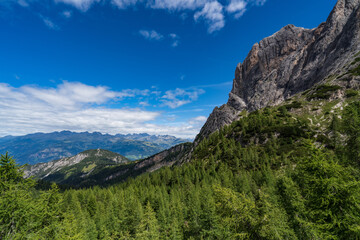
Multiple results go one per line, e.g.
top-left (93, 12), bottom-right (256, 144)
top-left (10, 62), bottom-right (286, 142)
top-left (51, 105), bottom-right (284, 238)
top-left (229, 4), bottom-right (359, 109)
top-left (294, 141), bottom-right (360, 238)
top-left (0, 153), bottom-right (64, 239)
top-left (345, 89), bottom-right (359, 98)
top-left (351, 65), bottom-right (360, 76)
top-left (0, 152), bottom-right (23, 185)
top-left (284, 101), bottom-right (302, 110)
top-left (1, 100), bottom-right (360, 239)
top-left (342, 102), bottom-right (360, 166)
top-left (307, 84), bottom-right (342, 100)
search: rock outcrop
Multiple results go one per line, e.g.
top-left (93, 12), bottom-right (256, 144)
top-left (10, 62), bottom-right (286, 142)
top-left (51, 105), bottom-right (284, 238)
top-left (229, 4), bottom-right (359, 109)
top-left (197, 0), bottom-right (360, 142)
top-left (133, 142), bottom-right (192, 172)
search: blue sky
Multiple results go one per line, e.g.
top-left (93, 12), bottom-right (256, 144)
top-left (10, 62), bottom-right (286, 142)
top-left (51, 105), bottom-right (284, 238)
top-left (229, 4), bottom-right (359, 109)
top-left (0, 0), bottom-right (337, 138)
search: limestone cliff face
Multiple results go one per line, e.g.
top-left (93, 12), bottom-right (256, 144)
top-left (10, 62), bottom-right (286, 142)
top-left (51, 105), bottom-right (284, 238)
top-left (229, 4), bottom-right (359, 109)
top-left (197, 0), bottom-right (360, 142)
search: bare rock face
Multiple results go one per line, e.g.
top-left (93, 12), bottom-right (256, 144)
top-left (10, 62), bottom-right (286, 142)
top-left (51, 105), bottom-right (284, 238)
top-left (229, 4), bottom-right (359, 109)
top-left (134, 142), bottom-right (192, 172)
top-left (197, 0), bottom-right (360, 142)
top-left (194, 104), bottom-right (239, 145)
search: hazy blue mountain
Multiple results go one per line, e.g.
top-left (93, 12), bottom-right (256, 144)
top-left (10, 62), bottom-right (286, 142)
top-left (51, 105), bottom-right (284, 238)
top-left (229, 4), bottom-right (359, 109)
top-left (0, 131), bottom-right (191, 165)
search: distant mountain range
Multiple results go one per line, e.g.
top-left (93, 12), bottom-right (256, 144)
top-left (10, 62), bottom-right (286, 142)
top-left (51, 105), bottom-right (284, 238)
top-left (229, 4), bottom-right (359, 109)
top-left (0, 131), bottom-right (191, 165)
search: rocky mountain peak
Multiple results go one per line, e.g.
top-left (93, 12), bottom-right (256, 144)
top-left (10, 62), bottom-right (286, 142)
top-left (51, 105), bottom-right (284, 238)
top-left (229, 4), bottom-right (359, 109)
top-left (326, 0), bottom-right (360, 35)
top-left (196, 0), bottom-right (360, 143)
top-left (229, 24), bottom-right (314, 112)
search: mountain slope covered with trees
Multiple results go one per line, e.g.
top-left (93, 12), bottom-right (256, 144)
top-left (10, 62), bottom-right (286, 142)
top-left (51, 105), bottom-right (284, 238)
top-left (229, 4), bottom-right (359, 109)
top-left (1, 95), bottom-right (360, 239)
top-left (1, 0), bottom-right (360, 239)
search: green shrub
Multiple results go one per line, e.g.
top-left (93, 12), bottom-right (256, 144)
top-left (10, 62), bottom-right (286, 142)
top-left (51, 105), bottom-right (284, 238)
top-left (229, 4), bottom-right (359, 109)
top-left (307, 84), bottom-right (342, 100)
top-left (350, 64), bottom-right (360, 76)
top-left (284, 101), bottom-right (302, 110)
top-left (345, 89), bottom-right (358, 98)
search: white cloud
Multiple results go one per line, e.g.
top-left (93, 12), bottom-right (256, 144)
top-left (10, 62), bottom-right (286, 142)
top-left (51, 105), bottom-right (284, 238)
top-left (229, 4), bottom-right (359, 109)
top-left (254, 0), bottom-right (266, 6)
top-left (0, 82), bottom-right (160, 136)
top-left (2, 0), bottom-right (268, 34)
top-left (0, 82), bottom-right (208, 138)
top-left (193, 81), bottom-right (233, 88)
top-left (55, 0), bottom-right (100, 11)
top-left (41, 16), bottom-right (59, 29)
top-left (17, 0), bottom-right (29, 7)
top-left (188, 115), bottom-right (207, 125)
top-left (62, 10), bottom-right (72, 18)
top-left (169, 33), bottom-right (180, 47)
top-left (139, 101), bottom-right (150, 106)
top-left (194, 1), bottom-right (225, 33)
top-left (226, 0), bottom-right (247, 19)
top-left (111, 0), bottom-right (140, 9)
top-left (139, 30), bottom-right (164, 41)
top-left (139, 31), bottom-right (180, 46)
top-left (149, 0), bottom-right (207, 11)
top-left (161, 88), bottom-right (205, 108)
top-left (171, 40), bottom-right (179, 47)
top-left (169, 33), bottom-right (178, 39)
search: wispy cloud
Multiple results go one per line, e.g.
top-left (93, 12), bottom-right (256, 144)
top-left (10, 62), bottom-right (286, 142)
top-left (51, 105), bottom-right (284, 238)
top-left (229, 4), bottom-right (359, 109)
top-left (193, 81), bottom-right (233, 88)
top-left (194, 1), bottom-right (225, 33)
top-left (161, 88), bottom-right (205, 108)
top-left (62, 10), bottom-right (72, 18)
top-left (139, 29), bottom-right (164, 41)
top-left (189, 115), bottom-right (207, 124)
top-left (17, 0), bottom-right (29, 7)
top-left (2, 0), bottom-right (268, 34)
top-left (149, 0), bottom-right (207, 11)
top-left (139, 30), bottom-right (181, 47)
top-left (169, 33), bottom-right (180, 47)
top-left (255, 0), bottom-right (266, 6)
top-left (40, 16), bottom-right (59, 29)
top-left (139, 101), bottom-right (150, 106)
top-left (226, 0), bottom-right (247, 19)
top-left (54, 0), bottom-right (100, 12)
top-left (111, 0), bottom-right (140, 9)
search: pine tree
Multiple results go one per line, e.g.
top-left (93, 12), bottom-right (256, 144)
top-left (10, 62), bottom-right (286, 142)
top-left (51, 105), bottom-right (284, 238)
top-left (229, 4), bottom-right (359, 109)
top-left (135, 201), bottom-right (160, 240)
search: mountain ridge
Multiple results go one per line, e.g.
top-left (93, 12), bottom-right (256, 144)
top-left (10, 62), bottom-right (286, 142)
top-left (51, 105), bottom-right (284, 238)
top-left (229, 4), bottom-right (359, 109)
top-left (24, 149), bottom-right (130, 186)
top-left (196, 0), bottom-right (360, 143)
top-left (0, 131), bottom-right (190, 165)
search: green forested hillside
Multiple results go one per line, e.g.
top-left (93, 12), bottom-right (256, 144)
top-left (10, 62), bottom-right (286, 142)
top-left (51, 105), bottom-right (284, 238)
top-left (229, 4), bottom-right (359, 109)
top-left (1, 98), bottom-right (360, 239)
top-left (25, 149), bottom-right (130, 187)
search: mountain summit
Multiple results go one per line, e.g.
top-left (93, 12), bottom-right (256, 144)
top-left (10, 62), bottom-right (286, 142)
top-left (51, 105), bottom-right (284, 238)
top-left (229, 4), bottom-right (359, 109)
top-left (197, 0), bottom-right (360, 142)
